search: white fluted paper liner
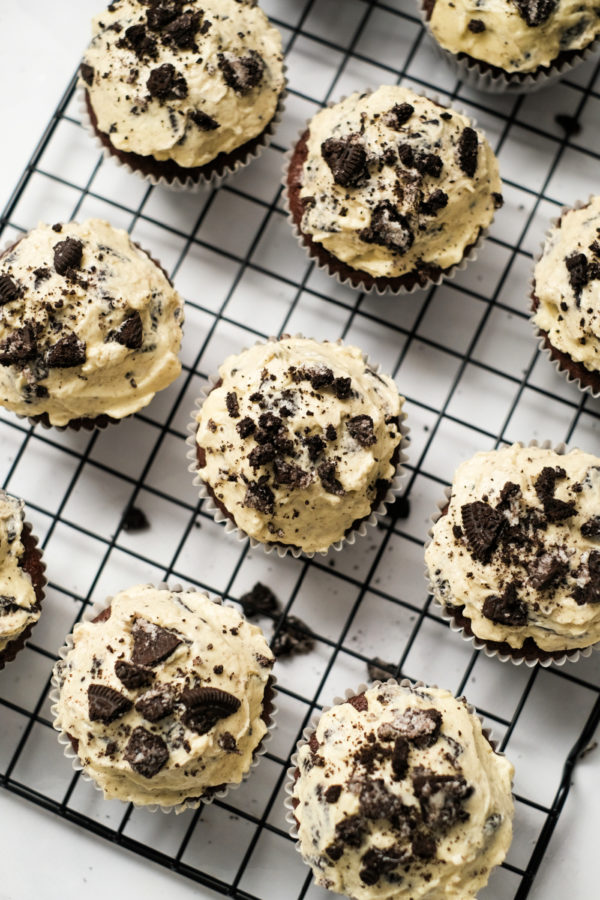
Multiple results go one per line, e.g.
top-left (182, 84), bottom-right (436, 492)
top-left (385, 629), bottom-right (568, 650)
top-left (186, 335), bottom-right (410, 558)
top-left (282, 90), bottom-right (494, 296)
top-left (424, 440), bottom-right (600, 667)
top-left (78, 78), bottom-right (287, 193)
top-left (0, 514), bottom-right (47, 671)
top-left (283, 678), bottom-right (508, 850)
top-left (530, 197), bottom-right (600, 400)
top-left (418, 2), bottom-right (600, 94)
top-left (50, 582), bottom-right (278, 814)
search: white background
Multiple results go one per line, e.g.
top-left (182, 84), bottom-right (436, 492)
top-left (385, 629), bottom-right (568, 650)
top-left (0, 2), bottom-right (598, 899)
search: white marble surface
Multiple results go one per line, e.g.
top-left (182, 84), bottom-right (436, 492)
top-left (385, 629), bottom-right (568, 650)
top-left (0, 3), bottom-right (598, 899)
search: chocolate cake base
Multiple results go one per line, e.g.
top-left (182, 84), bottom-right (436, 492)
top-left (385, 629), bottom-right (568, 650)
top-left (0, 522), bottom-right (46, 670)
top-left (85, 91), bottom-right (279, 187)
top-left (286, 130), bottom-right (481, 293)
top-left (531, 291), bottom-right (600, 395)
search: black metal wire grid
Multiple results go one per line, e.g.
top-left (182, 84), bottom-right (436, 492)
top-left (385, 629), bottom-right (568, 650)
top-left (0, 1), bottom-right (599, 897)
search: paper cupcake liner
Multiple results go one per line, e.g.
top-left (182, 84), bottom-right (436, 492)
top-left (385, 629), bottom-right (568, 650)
top-left (282, 90), bottom-right (494, 296)
top-left (530, 197), bottom-right (600, 400)
top-left (0, 515), bottom-right (47, 671)
top-left (283, 678), bottom-right (508, 850)
top-left (419, 2), bottom-right (600, 94)
top-left (79, 78), bottom-right (287, 193)
top-left (50, 582), bottom-right (278, 814)
top-left (186, 334), bottom-right (410, 559)
top-left (424, 440), bottom-right (600, 667)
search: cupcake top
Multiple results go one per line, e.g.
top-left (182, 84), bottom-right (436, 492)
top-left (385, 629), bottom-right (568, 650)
top-left (532, 197), bottom-right (600, 373)
top-left (0, 219), bottom-right (183, 426)
top-left (292, 681), bottom-right (514, 900)
top-left (425, 444), bottom-right (600, 652)
top-left (194, 338), bottom-right (403, 554)
top-left (296, 86), bottom-right (502, 280)
top-left (82, 0), bottom-right (285, 167)
top-left (0, 492), bottom-right (40, 654)
top-left (426, 0), bottom-right (600, 74)
top-left (53, 584), bottom-right (274, 806)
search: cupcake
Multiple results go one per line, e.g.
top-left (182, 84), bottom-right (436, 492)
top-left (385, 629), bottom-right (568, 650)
top-left (531, 197), bottom-right (600, 395)
top-left (422, 0), bottom-right (600, 91)
top-left (190, 337), bottom-right (406, 555)
top-left (51, 584), bottom-right (275, 809)
top-left (81, 0), bottom-right (285, 188)
top-left (0, 490), bottom-right (45, 670)
top-left (287, 680), bottom-right (514, 899)
top-left (0, 219), bottom-right (183, 429)
top-left (425, 443), bottom-right (600, 664)
top-left (285, 86), bottom-right (502, 293)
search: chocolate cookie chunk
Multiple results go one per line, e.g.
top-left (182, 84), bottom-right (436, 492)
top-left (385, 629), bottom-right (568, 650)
top-left (0, 325), bottom-right (37, 366)
top-left (135, 685), bottom-right (176, 722)
top-left (53, 237), bottom-right (83, 275)
top-left (115, 659), bottom-right (155, 689)
top-left (124, 726), bottom-right (169, 778)
top-left (482, 583), bottom-right (528, 626)
top-left (147, 63), bottom-right (188, 101)
top-left (120, 24), bottom-right (158, 60)
top-left (80, 63), bottom-right (95, 86)
top-left (456, 127), bottom-right (479, 178)
top-left (131, 617), bottom-right (182, 667)
top-left (239, 582), bottom-right (280, 618)
top-left (321, 135), bottom-right (369, 187)
top-left (218, 50), bottom-right (265, 93)
top-left (87, 683), bottom-right (133, 724)
top-left (461, 501), bottom-right (504, 559)
top-left (317, 461), bottom-right (345, 496)
top-left (45, 332), bottom-right (87, 368)
top-left (383, 102), bottom-right (415, 130)
top-left (181, 686), bottom-right (241, 734)
top-left (359, 201), bottom-right (414, 254)
top-left (272, 615), bottom-right (314, 658)
top-left (412, 770), bottom-right (473, 831)
top-left (189, 109), bottom-right (220, 131)
top-left (0, 274), bottom-right (21, 305)
top-left (243, 481), bottom-right (275, 515)
top-left (109, 312), bottom-right (143, 350)
top-left (347, 415), bottom-right (377, 447)
top-left (513, 0), bottom-right (558, 27)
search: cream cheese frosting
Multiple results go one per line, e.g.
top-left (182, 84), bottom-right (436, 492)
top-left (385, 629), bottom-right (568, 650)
top-left (0, 219), bottom-right (183, 426)
top-left (297, 87), bottom-right (502, 280)
top-left (425, 444), bottom-right (600, 651)
top-left (0, 492), bottom-right (40, 654)
top-left (532, 197), bottom-right (600, 373)
top-left (82, 0), bottom-right (285, 167)
top-left (195, 338), bottom-right (404, 553)
top-left (53, 584), bottom-right (274, 807)
top-left (292, 681), bottom-right (514, 900)
top-left (428, 0), bottom-right (600, 74)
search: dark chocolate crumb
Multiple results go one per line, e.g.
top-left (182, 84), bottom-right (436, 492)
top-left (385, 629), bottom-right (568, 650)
top-left (272, 615), bottom-right (314, 658)
top-left (147, 63), bottom-right (188, 101)
top-left (359, 201), bottom-right (414, 255)
top-left (456, 127), bottom-right (479, 178)
top-left (347, 415), bottom-right (377, 447)
top-left (217, 50), bottom-right (265, 93)
top-left (108, 312), bottom-right (143, 350)
top-left (461, 501), bottom-right (504, 559)
top-left (240, 582), bottom-right (280, 618)
top-left (226, 391), bottom-right (240, 418)
top-left (468, 18), bottom-right (486, 32)
top-left (124, 726), bottom-right (169, 778)
top-left (324, 784), bottom-right (342, 803)
top-left (181, 686), bottom-right (241, 734)
top-left (513, 0), bottom-right (558, 27)
top-left (121, 505), bottom-right (150, 533)
top-left (45, 332), bottom-right (87, 368)
top-left (0, 274), bottom-right (22, 305)
top-left (317, 460), bottom-right (345, 496)
top-left (383, 102), bottom-right (415, 130)
top-left (321, 135), bottom-right (369, 187)
top-left (88, 683), bottom-right (133, 724)
top-left (482, 582), bottom-right (528, 626)
top-left (236, 416), bottom-right (256, 439)
top-left (131, 617), bottom-right (182, 667)
top-left (53, 237), bottom-right (83, 275)
top-left (189, 108), bottom-right (220, 131)
top-left (80, 62), bottom-right (95, 85)
top-left (0, 326), bottom-right (37, 366)
top-left (135, 685), bottom-right (175, 722)
top-left (243, 481), bottom-right (275, 515)
top-left (115, 659), bottom-right (155, 690)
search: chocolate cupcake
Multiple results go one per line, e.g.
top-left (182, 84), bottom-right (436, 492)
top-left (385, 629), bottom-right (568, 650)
top-left (51, 584), bottom-right (275, 809)
top-left (422, 0), bottom-right (600, 92)
top-left (0, 219), bottom-right (183, 429)
top-left (285, 86), bottom-right (502, 294)
top-left (286, 680), bottom-right (514, 899)
top-left (0, 490), bottom-right (46, 671)
top-left (425, 443), bottom-right (600, 665)
top-left (532, 197), bottom-right (600, 396)
top-left (81, 0), bottom-right (286, 189)
top-left (188, 337), bottom-right (408, 556)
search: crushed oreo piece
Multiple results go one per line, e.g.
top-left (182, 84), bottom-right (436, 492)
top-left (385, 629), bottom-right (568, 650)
top-left (120, 505), bottom-right (150, 533)
top-left (219, 732), bottom-right (237, 751)
top-left (321, 135), bottom-right (369, 187)
top-left (146, 1), bottom-right (181, 31)
top-left (53, 237), bottom-right (83, 275)
top-left (243, 481), bottom-right (275, 515)
top-left (147, 63), bottom-right (188, 101)
top-left (181, 687), bottom-right (241, 734)
top-left (317, 461), bottom-right (345, 496)
top-left (88, 683), bottom-right (133, 724)
top-left (80, 62), bottom-right (95, 85)
top-left (218, 50), bottom-right (265, 93)
top-left (347, 414), bottom-right (377, 447)
top-left (325, 784), bottom-right (342, 803)
top-left (0, 274), bottom-right (21, 305)
top-left (456, 127), bottom-right (479, 178)
top-left (249, 443), bottom-right (276, 470)
top-left (413, 770), bottom-right (473, 831)
top-left (573, 551), bottom-right (600, 604)
top-left (332, 814), bottom-right (365, 853)
top-left (482, 582), bottom-right (528, 626)
top-left (121, 23), bottom-right (158, 59)
top-left (240, 582), bottom-right (280, 618)
top-left (135, 685), bottom-right (175, 722)
top-left (333, 376), bottom-right (352, 399)
top-left (308, 365), bottom-right (334, 389)
top-left (0, 325), bottom-right (37, 366)
top-left (273, 458), bottom-right (312, 489)
top-left (468, 18), bottom-right (486, 32)
top-left (534, 466), bottom-right (566, 502)
top-left (359, 201), bottom-right (414, 255)
top-left (236, 416), bottom-right (256, 439)
top-left (109, 312), bottom-right (143, 350)
top-left (305, 434), bottom-right (325, 462)
top-left (420, 189), bottom-right (448, 216)
top-left (272, 615), bottom-right (314, 658)
top-left (45, 331), bottom-right (86, 368)
top-left (391, 737), bottom-right (410, 780)
top-left (325, 424), bottom-right (337, 441)
top-left (359, 778), bottom-right (402, 819)
top-left (529, 552), bottom-right (567, 589)
top-left (492, 192), bottom-right (504, 209)
top-left (582, 517), bottom-right (600, 537)
top-left (513, 0), bottom-right (558, 28)
top-left (124, 726), bottom-right (169, 778)
top-left (115, 659), bottom-right (155, 690)
top-left (162, 11), bottom-right (201, 48)
top-left (395, 707), bottom-right (442, 748)
top-left (131, 617), bottom-right (182, 667)
top-left (412, 831), bottom-right (437, 860)
top-left (565, 252), bottom-right (589, 301)
top-left (383, 102), bottom-right (415, 130)
top-left (189, 108), bottom-right (219, 131)
top-left (496, 481), bottom-right (521, 510)
top-left (461, 501), bottom-right (504, 559)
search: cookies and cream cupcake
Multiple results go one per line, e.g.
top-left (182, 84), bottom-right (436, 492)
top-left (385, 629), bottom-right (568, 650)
top-left (190, 337), bottom-right (406, 555)
top-left (286, 86), bottom-right (502, 293)
top-left (0, 491), bottom-right (45, 670)
top-left (0, 219), bottom-right (183, 429)
top-left (425, 443), bottom-right (600, 663)
top-left (288, 680), bottom-right (514, 899)
top-left (81, 0), bottom-right (285, 187)
top-left (51, 584), bottom-right (275, 809)
top-left (532, 197), bottom-right (600, 395)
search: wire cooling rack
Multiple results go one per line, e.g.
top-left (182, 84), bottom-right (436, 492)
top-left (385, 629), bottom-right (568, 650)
top-left (1, 1), bottom-right (600, 897)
